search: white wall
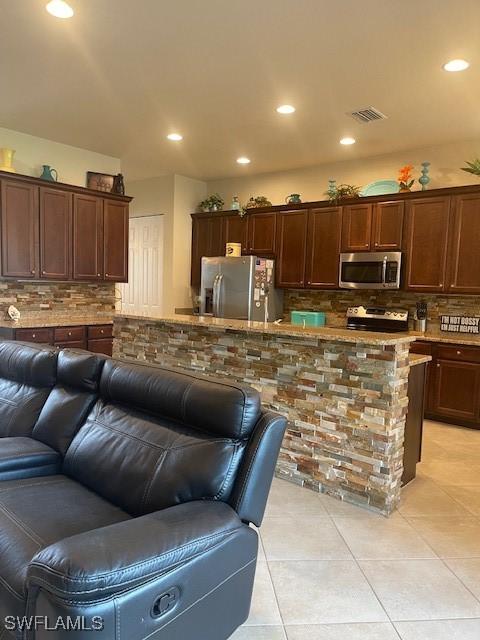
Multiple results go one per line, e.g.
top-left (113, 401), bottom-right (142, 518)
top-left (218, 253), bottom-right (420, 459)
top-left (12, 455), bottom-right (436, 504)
top-left (206, 138), bottom-right (480, 205)
top-left (125, 174), bottom-right (206, 315)
top-left (0, 127), bottom-right (120, 186)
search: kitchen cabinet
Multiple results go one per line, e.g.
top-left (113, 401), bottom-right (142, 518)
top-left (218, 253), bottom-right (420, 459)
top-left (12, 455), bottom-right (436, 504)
top-left (246, 211), bottom-right (277, 255)
top-left (190, 214), bottom-right (225, 286)
top-left (372, 201), bottom-right (404, 250)
top-left (0, 323), bottom-right (113, 356)
top-left (103, 199), bottom-right (128, 282)
top-left (276, 210), bottom-right (308, 287)
top-left (409, 340), bottom-right (434, 413)
top-left (0, 171), bottom-right (131, 282)
top-left (305, 207), bottom-right (342, 288)
top-left (39, 187), bottom-right (71, 280)
top-left (73, 194), bottom-right (103, 281)
top-left (341, 203), bottom-right (372, 251)
top-left (223, 214), bottom-right (248, 254)
top-left (404, 196), bottom-right (451, 292)
top-left (446, 193), bottom-right (480, 294)
top-left (341, 201), bottom-right (403, 252)
top-left (0, 179), bottom-right (38, 278)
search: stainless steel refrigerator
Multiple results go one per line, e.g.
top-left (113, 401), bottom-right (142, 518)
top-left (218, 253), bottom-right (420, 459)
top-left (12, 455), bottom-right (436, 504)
top-left (200, 256), bottom-right (283, 321)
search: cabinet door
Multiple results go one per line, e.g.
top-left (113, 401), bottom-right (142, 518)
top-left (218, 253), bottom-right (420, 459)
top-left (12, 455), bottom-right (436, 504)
top-left (73, 194), bottom-right (103, 280)
top-left (276, 210), bottom-right (308, 287)
top-left (372, 201), bottom-right (404, 250)
top-left (404, 197), bottom-right (450, 292)
top-left (247, 212), bottom-right (277, 255)
top-left (223, 214), bottom-right (248, 254)
top-left (410, 340), bottom-right (435, 413)
top-left (0, 180), bottom-right (38, 278)
top-left (190, 215), bottom-right (225, 287)
top-left (305, 207), bottom-right (341, 288)
top-left (446, 194), bottom-right (480, 294)
top-left (341, 203), bottom-right (372, 251)
top-left (39, 187), bottom-right (71, 280)
top-left (104, 200), bottom-right (128, 282)
top-left (433, 359), bottom-right (480, 422)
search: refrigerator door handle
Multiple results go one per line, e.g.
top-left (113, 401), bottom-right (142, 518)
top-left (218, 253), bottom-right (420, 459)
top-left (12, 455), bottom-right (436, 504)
top-left (215, 273), bottom-right (224, 317)
top-left (212, 274), bottom-right (219, 317)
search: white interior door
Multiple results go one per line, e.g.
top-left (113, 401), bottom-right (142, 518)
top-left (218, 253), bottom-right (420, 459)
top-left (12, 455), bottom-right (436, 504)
top-left (118, 215), bottom-right (164, 316)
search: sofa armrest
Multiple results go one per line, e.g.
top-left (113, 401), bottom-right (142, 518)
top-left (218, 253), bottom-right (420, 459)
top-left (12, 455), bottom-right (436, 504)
top-left (27, 501), bottom-right (248, 601)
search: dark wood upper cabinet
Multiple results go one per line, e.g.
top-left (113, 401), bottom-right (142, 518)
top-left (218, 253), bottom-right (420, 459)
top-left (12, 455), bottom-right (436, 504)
top-left (73, 194), bottom-right (103, 281)
top-left (446, 193), bottom-right (480, 294)
top-left (305, 207), bottom-right (342, 288)
top-left (247, 212), bottom-right (277, 255)
top-left (1, 179), bottom-right (38, 278)
top-left (372, 201), bottom-right (404, 250)
top-left (104, 199), bottom-right (128, 282)
top-left (276, 210), bottom-right (308, 288)
top-left (404, 196), bottom-right (451, 292)
top-left (224, 214), bottom-right (248, 254)
top-left (341, 203), bottom-right (372, 252)
top-left (190, 215), bottom-right (225, 286)
top-left (39, 187), bottom-right (71, 280)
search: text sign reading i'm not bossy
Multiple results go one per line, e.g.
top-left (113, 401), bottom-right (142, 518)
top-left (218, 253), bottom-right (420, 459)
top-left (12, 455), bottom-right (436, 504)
top-left (440, 315), bottom-right (480, 334)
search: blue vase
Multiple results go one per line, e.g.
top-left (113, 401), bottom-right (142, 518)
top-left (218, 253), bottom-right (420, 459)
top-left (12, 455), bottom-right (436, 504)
top-left (419, 162), bottom-right (430, 191)
top-left (39, 165), bottom-right (58, 181)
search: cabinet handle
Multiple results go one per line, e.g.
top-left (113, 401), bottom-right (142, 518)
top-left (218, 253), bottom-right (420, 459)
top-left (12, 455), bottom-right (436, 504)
top-left (105, 273), bottom-right (109, 277)
top-left (100, 329), bottom-right (104, 334)
top-left (437, 363), bottom-right (440, 367)
top-left (97, 273), bottom-right (101, 277)
top-left (32, 333), bottom-right (36, 338)
top-left (31, 270), bottom-right (35, 274)
top-left (456, 350), bottom-right (461, 355)
top-left (42, 270), bottom-right (46, 274)
top-left (68, 332), bottom-right (72, 337)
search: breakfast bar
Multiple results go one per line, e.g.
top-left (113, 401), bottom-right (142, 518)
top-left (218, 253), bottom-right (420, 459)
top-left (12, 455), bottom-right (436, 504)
top-left (113, 314), bottom-right (419, 515)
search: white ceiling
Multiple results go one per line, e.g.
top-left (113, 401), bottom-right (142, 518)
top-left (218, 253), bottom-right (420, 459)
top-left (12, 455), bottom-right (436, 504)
top-left (1, 0), bottom-right (480, 181)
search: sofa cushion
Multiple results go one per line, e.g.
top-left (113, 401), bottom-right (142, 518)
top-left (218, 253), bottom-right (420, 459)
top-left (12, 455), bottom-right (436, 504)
top-left (0, 437), bottom-right (61, 481)
top-left (32, 349), bottom-right (107, 454)
top-left (0, 342), bottom-right (58, 438)
top-left (0, 475), bottom-right (131, 621)
top-left (63, 400), bottom-right (248, 516)
top-left (99, 359), bottom-right (261, 439)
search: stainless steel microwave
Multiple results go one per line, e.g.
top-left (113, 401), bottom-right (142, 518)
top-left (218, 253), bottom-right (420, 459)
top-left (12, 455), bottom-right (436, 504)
top-left (339, 252), bottom-right (402, 289)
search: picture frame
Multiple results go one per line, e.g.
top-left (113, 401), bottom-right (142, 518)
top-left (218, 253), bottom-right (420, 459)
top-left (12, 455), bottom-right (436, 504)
top-left (86, 171), bottom-right (115, 193)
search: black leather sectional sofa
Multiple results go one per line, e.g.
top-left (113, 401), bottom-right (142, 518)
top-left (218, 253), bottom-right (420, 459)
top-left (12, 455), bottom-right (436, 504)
top-left (0, 341), bottom-right (286, 640)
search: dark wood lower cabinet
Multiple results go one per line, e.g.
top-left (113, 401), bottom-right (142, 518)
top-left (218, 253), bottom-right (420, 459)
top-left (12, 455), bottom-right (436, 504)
top-left (402, 362), bottom-right (427, 485)
top-left (0, 323), bottom-right (113, 357)
top-left (411, 340), bottom-right (480, 428)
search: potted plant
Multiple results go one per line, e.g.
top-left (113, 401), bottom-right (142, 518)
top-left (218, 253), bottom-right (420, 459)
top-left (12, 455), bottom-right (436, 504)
top-left (199, 193), bottom-right (225, 212)
top-left (398, 165), bottom-right (415, 192)
top-left (461, 158), bottom-right (480, 178)
top-left (325, 183), bottom-right (361, 204)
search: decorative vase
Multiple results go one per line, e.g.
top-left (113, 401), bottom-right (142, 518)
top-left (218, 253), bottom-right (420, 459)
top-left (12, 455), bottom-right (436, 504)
top-left (327, 179), bottom-right (337, 200)
top-left (39, 165), bottom-right (58, 181)
top-left (112, 173), bottom-right (125, 195)
top-left (211, 204), bottom-right (218, 212)
top-left (231, 195), bottom-right (241, 211)
top-left (419, 162), bottom-right (431, 191)
top-left (0, 148), bottom-right (16, 173)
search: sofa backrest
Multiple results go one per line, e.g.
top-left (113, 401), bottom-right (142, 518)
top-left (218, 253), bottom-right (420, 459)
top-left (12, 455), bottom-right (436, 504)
top-left (0, 341), bottom-right (58, 437)
top-left (32, 348), bottom-right (107, 454)
top-left (63, 359), bottom-right (262, 516)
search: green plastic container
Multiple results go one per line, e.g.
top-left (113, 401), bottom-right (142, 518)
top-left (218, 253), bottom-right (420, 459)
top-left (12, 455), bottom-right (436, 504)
top-left (290, 311), bottom-right (326, 327)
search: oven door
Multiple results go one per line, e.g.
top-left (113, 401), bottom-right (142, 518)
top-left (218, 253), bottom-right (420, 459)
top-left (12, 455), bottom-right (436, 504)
top-left (339, 252), bottom-right (401, 289)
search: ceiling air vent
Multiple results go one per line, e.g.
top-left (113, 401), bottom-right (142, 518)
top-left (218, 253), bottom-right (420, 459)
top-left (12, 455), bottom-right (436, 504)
top-left (348, 107), bottom-right (387, 123)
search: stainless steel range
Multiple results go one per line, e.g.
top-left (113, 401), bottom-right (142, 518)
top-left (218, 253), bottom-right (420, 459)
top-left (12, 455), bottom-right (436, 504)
top-left (346, 306), bottom-right (409, 333)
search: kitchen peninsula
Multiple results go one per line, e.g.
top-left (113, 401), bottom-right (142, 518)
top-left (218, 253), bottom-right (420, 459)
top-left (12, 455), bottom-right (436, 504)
top-left (114, 313), bottom-right (421, 515)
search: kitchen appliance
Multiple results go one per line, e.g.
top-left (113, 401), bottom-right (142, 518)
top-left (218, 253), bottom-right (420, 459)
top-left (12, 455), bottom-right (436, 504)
top-left (346, 306), bottom-right (409, 332)
top-left (200, 256), bottom-right (283, 321)
top-left (414, 300), bottom-right (427, 332)
top-left (339, 251), bottom-right (402, 289)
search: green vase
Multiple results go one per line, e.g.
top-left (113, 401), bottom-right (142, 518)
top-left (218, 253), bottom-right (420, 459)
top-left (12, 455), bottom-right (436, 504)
top-left (39, 165), bottom-right (58, 181)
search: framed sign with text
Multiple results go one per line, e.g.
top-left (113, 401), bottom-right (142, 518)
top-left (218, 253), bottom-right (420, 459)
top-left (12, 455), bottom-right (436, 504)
top-left (440, 315), bottom-right (480, 334)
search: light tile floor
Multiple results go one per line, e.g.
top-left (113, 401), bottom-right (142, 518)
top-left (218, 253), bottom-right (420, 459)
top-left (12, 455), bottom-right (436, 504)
top-left (231, 420), bottom-right (480, 640)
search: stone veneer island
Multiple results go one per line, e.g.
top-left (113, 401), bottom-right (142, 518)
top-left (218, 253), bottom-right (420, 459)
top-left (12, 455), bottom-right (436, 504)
top-left (113, 314), bottom-right (416, 516)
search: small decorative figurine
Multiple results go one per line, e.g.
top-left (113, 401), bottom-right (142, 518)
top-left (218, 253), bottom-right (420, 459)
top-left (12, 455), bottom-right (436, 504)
top-left (419, 162), bottom-right (431, 191)
top-left (112, 173), bottom-right (125, 195)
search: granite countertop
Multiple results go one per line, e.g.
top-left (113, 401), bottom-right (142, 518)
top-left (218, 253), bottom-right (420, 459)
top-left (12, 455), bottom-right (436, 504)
top-left (114, 313), bottom-right (416, 346)
top-left (409, 353), bottom-right (432, 366)
top-left (410, 331), bottom-right (480, 347)
top-left (0, 315), bottom-right (114, 329)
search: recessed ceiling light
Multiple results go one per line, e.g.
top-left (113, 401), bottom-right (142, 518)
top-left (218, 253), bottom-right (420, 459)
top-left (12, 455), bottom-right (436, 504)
top-left (237, 157), bottom-right (251, 164)
top-left (276, 104), bottom-right (296, 114)
top-left (46, 0), bottom-right (74, 18)
top-left (340, 137), bottom-right (356, 145)
top-left (167, 133), bottom-right (183, 141)
top-left (443, 59), bottom-right (470, 72)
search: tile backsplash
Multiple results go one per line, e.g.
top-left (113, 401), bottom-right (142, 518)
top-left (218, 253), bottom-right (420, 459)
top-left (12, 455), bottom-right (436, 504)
top-left (284, 289), bottom-right (480, 331)
top-left (0, 281), bottom-right (116, 318)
